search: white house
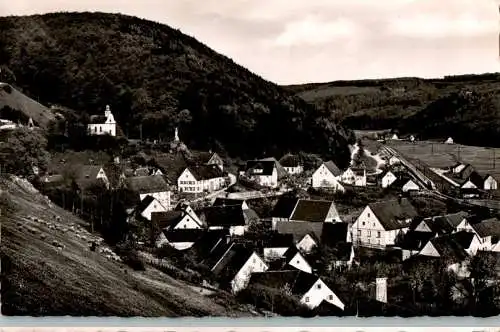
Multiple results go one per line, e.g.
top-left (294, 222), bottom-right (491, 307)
top-left (271, 197), bottom-right (342, 229)
top-left (279, 154), bottom-right (304, 175)
top-left (282, 247), bottom-right (313, 273)
top-left (391, 134), bottom-right (399, 140)
top-left (483, 175), bottom-right (498, 190)
top-left (242, 160), bottom-right (281, 188)
top-left (88, 105), bottom-right (117, 136)
top-left (388, 156), bottom-right (401, 166)
top-left (311, 161), bottom-right (344, 191)
top-left (202, 203), bottom-right (259, 236)
top-left (352, 198), bottom-right (418, 248)
top-left (155, 229), bottom-right (204, 250)
top-left (445, 137), bottom-right (454, 144)
top-left (248, 270), bottom-right (345, 310)
top-left (296, 233), bottom-right (319, 253)
top-left (470, 218), bottom-right (500, 251)
top-left (381, 171), bottom-right (398, 188)
top-left (137, 195), bottom-right (170, 221)
top-left (177, 165), bottom-right (226, 193)
top-left (197, 151), bottom-right (224, 172)
top-left (413, 211), bottom-right (470, 235)
top-left (341, 167), bottom-right (367, 187)
top-left (152, 205), bottom-right (203, 236)
top-left (124, 175), bottom-right (171, 210)
top-left (402, 179), bottom-right (420, 192)
top-left (210, 243), bottom-right (268, 294)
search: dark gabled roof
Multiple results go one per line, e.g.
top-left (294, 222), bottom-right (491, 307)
top-left (398, 231), bottom-right (435, 251)
top-left (429, 236), bottom-right (468, 262)
top-left (321, 222), bottom-right (350, 248)
top-left (191, 229), bottom-right (230, 257)
top-left (124, 175), bottom-right (169, 194)
top-left (484, 174), bottom-right (496, 181)
top-left (472, 218), bottom-right (500, 238)
top-left (248, 270), bottom-right (319, 296)
top-left (389, 175), bottom-right (413, 189)
top-left (195, 151), bottom-right (218, 164)
top-left (324, 161), bottom-right (342, 177)
top-left (260, 157), bottom-right (288, 178)
top-left (444, 211), bottom-right (469, 228)
top-left (271, 196), bottom-right (299, 219)
top-left (332, 242), bottom-right (353, 261)
top-left (368, 198), bottom-right (418, 230)
top-left (134, 167), bottom-right (150, 177)
top-left (290, 199), bottom-right (335, 222)
top-left (245, 160), bottom-right (276, 176)
top-left (136, 195), bottom-right (156, 214)
top-left (151, 210), bottom-right (184, 229)
top-left (275, 221), bottom-right (324, 242)
top-left (213, 197), bottom-right (247, 208)
top-left (187, 164), bottom-right (224, 180)
top-left (464, 171), bottom-right (484, 188)
top-left (279, 154), bottom-right (301, 167)
top-left (75, 165), bottom-right (106, 189)
top-left (448, 231), bottom-right (477, 249)
top-left (283, 246), bottom-right (302, 262)
top-left (313, 300), bottom-right (345, 316)
top-left (162, 228), bottom-right (205, 243)
top-left (89, 115), bottom-right (108, 124)
top-left (203, 205), bottom-right (258, 227)
top-left (423, 216), bottom-right (455, 234)
top-left (456, 164), bottom-right (474, 179)
top-left (262, 233), bottom-right (295, 248)
top-left (212, 243), bottom-right (255, 277)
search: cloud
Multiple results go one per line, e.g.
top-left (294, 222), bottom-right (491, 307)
top-left (1, 0), bottom-right (498, 84)
top-left (273, 16), bottom-right (360, 46)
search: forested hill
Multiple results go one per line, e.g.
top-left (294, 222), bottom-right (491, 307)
top-left (283, 73), bottom-right (500, 147)
top-left (0, 12), bottom-right (354, 167)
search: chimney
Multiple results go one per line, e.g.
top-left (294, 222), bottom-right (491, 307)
top-left (376, 277), bottom-right (387, 303)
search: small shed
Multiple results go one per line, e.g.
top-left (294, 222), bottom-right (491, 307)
top-left (445, 137), bottom-right (454, 144)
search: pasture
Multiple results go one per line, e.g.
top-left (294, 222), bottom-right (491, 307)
top-left (386, 140), bottom-right (500, 180)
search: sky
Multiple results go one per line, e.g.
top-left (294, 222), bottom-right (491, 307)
top-left (1, 0), bottom-right (499, 84)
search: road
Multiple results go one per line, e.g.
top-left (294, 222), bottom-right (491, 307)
top-left (189, 172), bottom-right (237, 203)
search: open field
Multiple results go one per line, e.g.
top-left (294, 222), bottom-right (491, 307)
top-left (0, 175), bottom-right (255, 316)
top-left (386, 140), bottom-right (500, 180)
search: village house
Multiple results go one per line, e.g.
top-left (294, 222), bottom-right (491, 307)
top-left (196, 151), bottom-right (224, 172)
top-left (200, 203), bottom-right (259, 236)
top-left (483, 174), bottom-right (498, 190)
top-left (87, 105), bottom-right (117, 136)
top-left (136, 195), bottom-right (170, 221)
top-left (418, 235), bottom-right (470, 277)
top-left (74, 165), bottom-right (110, 190)
top-left (445, 137), bottom-right (454, 144)
top-left (266, 246), bottom-right (313, 274)
top-left (155, 229), bottom-right (205, 251)
top-left (413, 211), bottom-right (471, 235)
top-left (329, 243), bottom-right (355, 270)
top-left (341, 167), bottom-right (367, 187)
top-left (388, 156), bottom-right (401, 166)
top-left (124, 175), bottom-right (171, 209)
top-left (275, 221), bottom-right (323, 253)
top-left (401, 179), bottom-right (421, 192)
top-left (279, 154), bottom-right (304, 175)
top-left (248, 270), bottom-right (345, 310)
top-left (242, 159), bottom-right (284, 188)
top-left (311, 161), bottom-right (344, 191)
top-left (262, 233), bottom-right (295, 261)
top-left (352, 198), bottom-right (418, 248)
top-left (380, 171), bottom-right (398, 188)
top-left (470, 218), bottom-right (500, 251)
top-left (206, 242), bottom-right (268, 293)
top-left (397, 231), bottom-right (436, 260)
top-left (271, 197), bottom-right (342, 229)
top-left (152, 205), bottom-right (204, 248)
top-left (177, 165), bottom-right (226, 193)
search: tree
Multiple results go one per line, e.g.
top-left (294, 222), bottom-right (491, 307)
top-left (469, 253), bottom-right (500, 316)
top-left (0, 128), bottom-right (50, 177)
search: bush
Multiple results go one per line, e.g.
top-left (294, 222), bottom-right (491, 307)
top-left (115, 242), bottom-right (145, 271)
top-left (237, 284), bottom-right (312, 316)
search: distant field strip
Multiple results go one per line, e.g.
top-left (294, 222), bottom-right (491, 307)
top-left (387, 140), bottom-right (500, 179)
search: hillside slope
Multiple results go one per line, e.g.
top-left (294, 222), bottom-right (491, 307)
top-left (0, 175), bottom-right (254, 316)
top-left (284, 73), bottom-right (500, 146)
top-left (0, 12), bottom-right (353, 167)
top-left (0, 82), bottom-right (56, 128)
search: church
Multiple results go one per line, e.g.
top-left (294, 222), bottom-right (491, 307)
top-left (88, 105), bottom-right (117, 136)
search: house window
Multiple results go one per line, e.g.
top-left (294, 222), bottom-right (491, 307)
top-left (377, 231), bottom-right (381, 238)
top-left (253, 258), bottom-right (256, 264)
top-left (362, 222), bottom-right (365, 226)
top-left (183, 224), bottom-right (186, 228)
top-left (328, 295), bottom-right (333, 300)
top-left (305, 297), bottom-right (310, 303)
top-left (100, 126), bottom-right (102, 132)
top-left (367, 213), bottom-right (370, 217)
top-left (367, 230), bottom-right (371, 237)
top-left (357, 230), bottom-right (361, 237)
top-left (317, 283), bottom-right (321, 289)
top-left (296, 260), bottom-right (300, 264)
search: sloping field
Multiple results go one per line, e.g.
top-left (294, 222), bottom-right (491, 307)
top-left (0, 175), bottom-right (253, 316)
top-left (0, 83), bottom-right (55, 128)
top-left (387, 140), bottom-right (500, 180)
